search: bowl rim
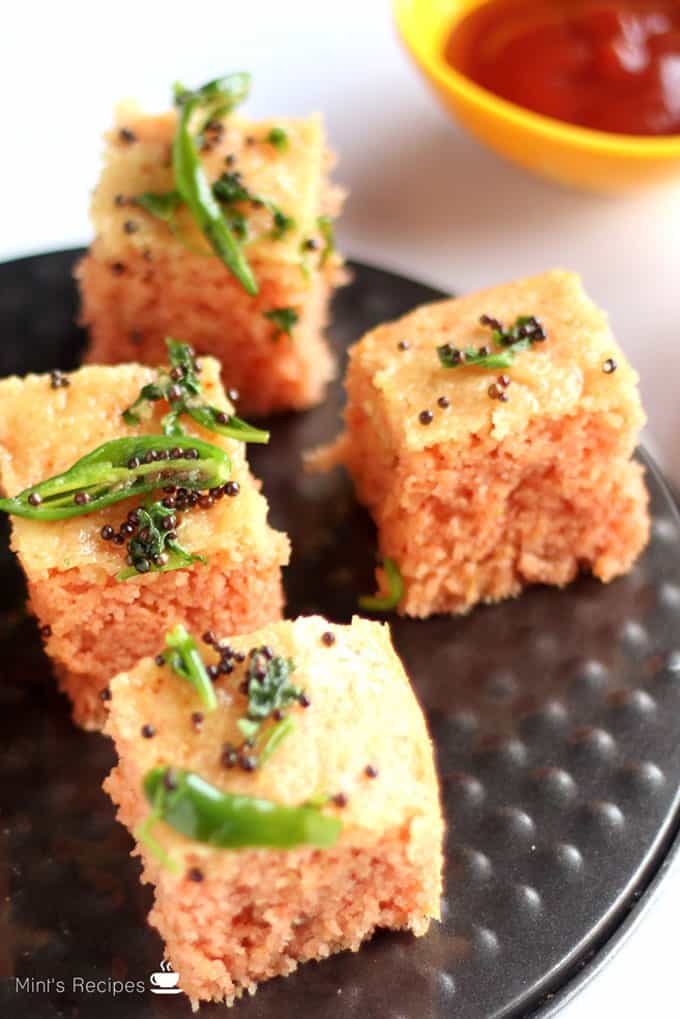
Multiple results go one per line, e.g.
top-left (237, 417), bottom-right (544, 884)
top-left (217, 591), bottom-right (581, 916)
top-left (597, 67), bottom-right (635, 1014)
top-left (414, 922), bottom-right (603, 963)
top-left (393, 0), bottom-right (680, 158)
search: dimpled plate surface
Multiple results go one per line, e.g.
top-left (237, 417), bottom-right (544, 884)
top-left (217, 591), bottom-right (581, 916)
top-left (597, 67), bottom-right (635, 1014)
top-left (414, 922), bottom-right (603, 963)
top-left (1, 251), bottom-right (680, 1019)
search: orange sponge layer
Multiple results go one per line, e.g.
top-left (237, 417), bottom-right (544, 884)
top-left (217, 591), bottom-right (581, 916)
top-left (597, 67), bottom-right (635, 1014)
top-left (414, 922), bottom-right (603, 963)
top-left (77, 250), bottom-right (337, 416)
top-left (32, 554), bottom-right (284, 730)
top-left (312, 270), bottom-right (650, 616)
top-left (104, 615), bottom-right (443, 1005)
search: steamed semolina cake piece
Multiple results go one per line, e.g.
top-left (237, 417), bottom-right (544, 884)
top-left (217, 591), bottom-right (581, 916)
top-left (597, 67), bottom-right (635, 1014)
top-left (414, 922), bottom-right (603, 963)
top-left (77, 95), bottom-right (345, 416)
top-left (104, 615), bottom-right (443, 1006)
top-left (0, 358), bottom-right (289, 729)
top-left (313, 270), bottom-right (649, 617)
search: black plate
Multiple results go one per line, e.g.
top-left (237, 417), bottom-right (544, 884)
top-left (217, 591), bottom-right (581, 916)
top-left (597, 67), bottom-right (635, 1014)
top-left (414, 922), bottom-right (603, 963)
top-left (1, 251), bottom-right (680, 1019)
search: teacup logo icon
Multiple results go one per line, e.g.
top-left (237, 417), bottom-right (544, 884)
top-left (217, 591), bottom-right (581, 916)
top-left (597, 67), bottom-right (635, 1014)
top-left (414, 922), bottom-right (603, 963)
top-left (149, 959), bottom-right (182, 995)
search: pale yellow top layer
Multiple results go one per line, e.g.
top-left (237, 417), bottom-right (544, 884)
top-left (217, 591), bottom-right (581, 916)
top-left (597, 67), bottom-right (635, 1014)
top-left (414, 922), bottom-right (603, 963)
top-left (91, 102), bottom-right (327, 265)
top-left (106, 615), bottom-right (442, 853)
top-left (0, 358), bottom-right (288, 577)
top-left (350, 270), bottom-right (645, 451)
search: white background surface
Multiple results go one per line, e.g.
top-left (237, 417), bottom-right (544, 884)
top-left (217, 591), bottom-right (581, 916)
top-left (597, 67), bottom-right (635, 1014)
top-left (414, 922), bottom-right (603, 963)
top-left (2, 1), bottom-right (679, 1015)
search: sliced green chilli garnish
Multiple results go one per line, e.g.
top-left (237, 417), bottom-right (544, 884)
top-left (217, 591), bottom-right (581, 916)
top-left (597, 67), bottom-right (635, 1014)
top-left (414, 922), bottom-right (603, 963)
top-left (266, 126), bottom-right (288, 151)
top-left (134, 77), bottom-right (301, 287)
top-left (359, 557), bottom-right (404, 612)
top-left (172, 75), bottom-right (258, 294)
top-left (142, 765), bottom-right (342, 851)
top-left (0, 435), bottom-right (231, 521)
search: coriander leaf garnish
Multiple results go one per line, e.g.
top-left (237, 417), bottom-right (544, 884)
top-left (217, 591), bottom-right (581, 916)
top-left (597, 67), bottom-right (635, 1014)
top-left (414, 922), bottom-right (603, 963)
top-left (267, 127), bottom-right (288, 151)
top-left (115, 501), bottom-right (206, 581)
top-left (204, 641), bottom-right (306, 771)
top-left (163, 624), bottom-right (218, 712)
top-left (270, 208), bottom-right (295, 241)
top-left (211, 170), bottom-right (251, 204)
top-left (359, 557), bottom-right (404, 612)
top-left (122, 338), bottom-right (269, 444)
top-left (264, 307), bottom-right (298, 338)
top-left (171, 75), bottom-right (258, 294)
top-left (212, 171), bottom-right (295, 241)
top-left (137, 191), bottom-right (182, 221)
top-left (266, 126), bottom-right (289, 151)
top-left (233, 648), bottom-right (306, 763)
top-left (225, 207), bottom-right (249, 241)
top-left (437, 314), bottom-right (547, 371)
top-left (317, 215), bottom-right (335, 266)
top-left (136, 191), bottom-right (209, 254)
top-left (244, 649), bottom-right (303, 723)
top-left (438, 346), bottom-right (518, 370)
top-left (258, 714), bottom-right (295, 765)
top-left (237, 717), bottom-right (260, 742)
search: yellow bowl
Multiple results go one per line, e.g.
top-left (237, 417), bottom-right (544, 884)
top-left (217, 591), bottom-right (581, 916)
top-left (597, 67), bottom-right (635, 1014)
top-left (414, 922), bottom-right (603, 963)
top-left (394, 0), bottom-right (680, 192)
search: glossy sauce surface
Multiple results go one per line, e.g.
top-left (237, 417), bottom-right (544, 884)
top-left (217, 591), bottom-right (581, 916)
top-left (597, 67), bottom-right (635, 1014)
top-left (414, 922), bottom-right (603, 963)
top-left (445, 0), bottom-right (680, 136)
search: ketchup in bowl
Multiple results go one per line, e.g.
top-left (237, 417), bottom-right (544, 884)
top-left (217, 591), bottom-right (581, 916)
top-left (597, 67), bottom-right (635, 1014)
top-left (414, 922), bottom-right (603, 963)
top-left (445, 0), bottom-right (680, 136)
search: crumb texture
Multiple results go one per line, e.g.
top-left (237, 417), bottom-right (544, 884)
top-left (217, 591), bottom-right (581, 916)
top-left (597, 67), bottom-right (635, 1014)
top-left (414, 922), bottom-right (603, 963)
top-left (37, 555), bottom-right (285, 730)
top-left (78, 253), bottom-right (337, 415)
top-left (316, 270), bottom-right (650, 615)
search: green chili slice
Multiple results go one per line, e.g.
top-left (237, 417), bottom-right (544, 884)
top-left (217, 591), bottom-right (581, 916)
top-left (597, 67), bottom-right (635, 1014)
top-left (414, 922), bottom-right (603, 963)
top-left (359, 557), bottom-right (404, 612)
top-left (163, 624), bottom-right (217, 712)
top-left (179, 73), bottom-right (252, 131)
top-left (173, 85), bottom-right (258, 295)
top-left (143, 766), bottom-right (342, 850)
top-left (0, 435), bottom-right (231, 521)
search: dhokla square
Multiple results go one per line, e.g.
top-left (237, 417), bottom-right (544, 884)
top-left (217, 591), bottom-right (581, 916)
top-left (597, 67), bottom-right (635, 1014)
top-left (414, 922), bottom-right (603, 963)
top-left (0, 352), bottom-right (289, 730)
top-left (314, 270), bottom-right (649, 617)
top-left (103, 615), bottom-right (444, 1006)
top-left (77, 74), bottom-right (345, 416)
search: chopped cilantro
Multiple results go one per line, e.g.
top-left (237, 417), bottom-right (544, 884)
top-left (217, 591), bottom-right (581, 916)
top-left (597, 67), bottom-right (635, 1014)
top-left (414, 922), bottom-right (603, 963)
top-left (264, 307), bottom-right (298, 337)
top-left (267, 126), bottom-right (288, 151)
top-left (437, 314), bottom-right (547, 371)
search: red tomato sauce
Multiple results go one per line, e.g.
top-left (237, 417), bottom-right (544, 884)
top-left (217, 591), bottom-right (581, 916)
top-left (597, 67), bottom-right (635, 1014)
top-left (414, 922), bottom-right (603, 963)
top-left (444, 0), bottom-right (680, 136)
